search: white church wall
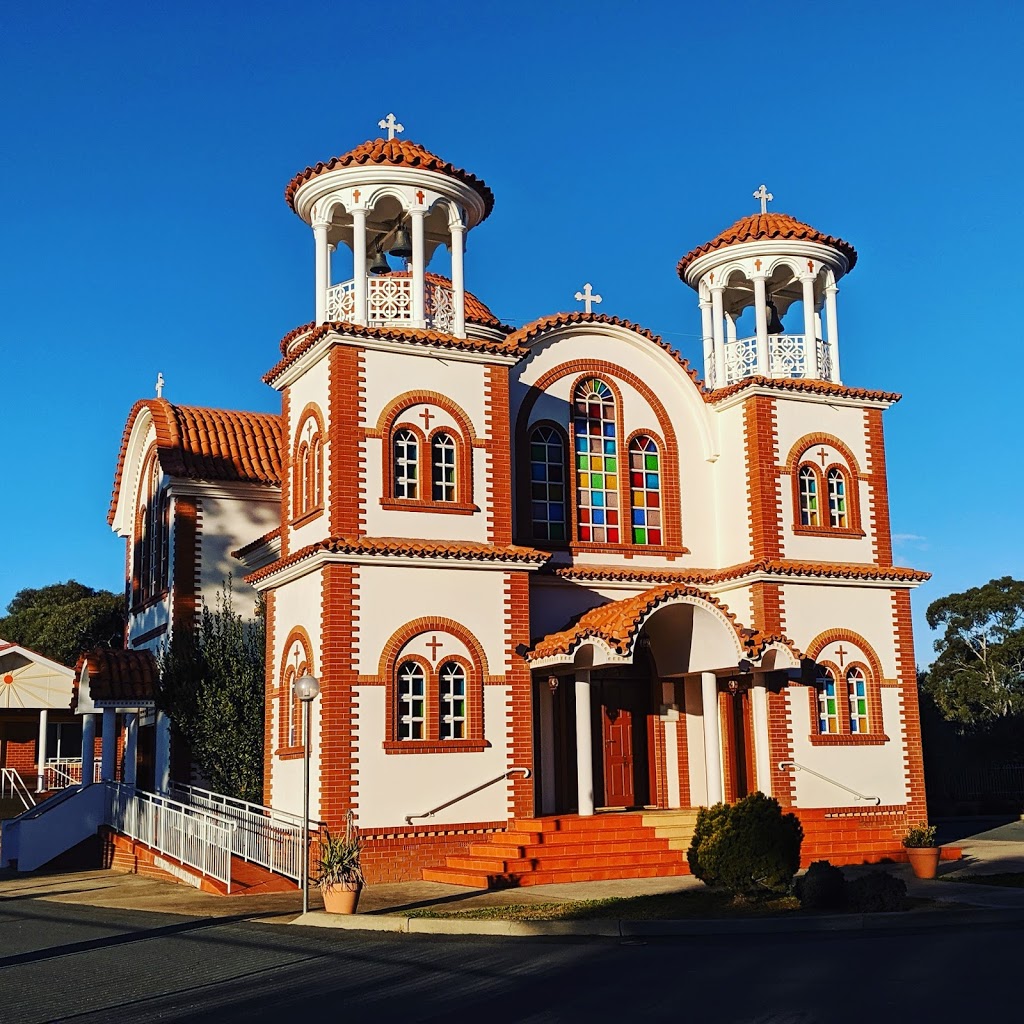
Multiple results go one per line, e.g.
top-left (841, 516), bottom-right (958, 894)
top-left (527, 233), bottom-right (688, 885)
top-left (354, 684), bottom-right (511, 828)
top-left (708, 402), bottom-right (755, 568)
top-left (788, 687), bottom-right (908, 807)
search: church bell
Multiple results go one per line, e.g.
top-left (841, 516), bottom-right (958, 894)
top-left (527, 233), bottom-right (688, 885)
top-left (369, 247), bottom-right (390, 275)
top-left (388, 223), bottom-right (413, 260)
top-left (766, 297), bottom-right (785, 335)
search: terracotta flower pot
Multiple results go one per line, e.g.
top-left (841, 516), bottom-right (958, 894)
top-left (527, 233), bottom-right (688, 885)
top-left (906, 846), bottom-right (941, 880)
top-left (321, 881), bottom-right (362, 914)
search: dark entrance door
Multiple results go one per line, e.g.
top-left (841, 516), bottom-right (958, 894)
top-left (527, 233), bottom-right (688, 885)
top-left (725, 687), bottom-right (755, 801)
top-left (601, 701), bottom-right (635, 807)
top-left (596, 678), bottom-right (650, 809)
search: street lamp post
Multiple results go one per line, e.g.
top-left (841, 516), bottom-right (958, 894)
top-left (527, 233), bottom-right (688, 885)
top-left (293, 673), bottom-right (320, 915)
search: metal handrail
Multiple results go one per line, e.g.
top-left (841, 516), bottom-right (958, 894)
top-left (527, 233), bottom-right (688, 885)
top-left (1, 768), bottom-right (36, 810)
top-left (405, 767), bottom-right (532, 825)
top-left (778, 761), bottom-right (881, 805)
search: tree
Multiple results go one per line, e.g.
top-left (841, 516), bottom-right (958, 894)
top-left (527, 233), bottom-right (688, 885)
top-left (159, 579), bottom-right (265, 802)
top-left (923, 576), bottom-right (1024, 727)
top-left (0, 580), bottom-right (125, 666)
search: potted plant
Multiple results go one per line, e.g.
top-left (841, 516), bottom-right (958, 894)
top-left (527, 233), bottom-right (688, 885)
top-left (902, 822), bottom-right (940, 879)
top-left (316, 811), bottom-right (365, 913)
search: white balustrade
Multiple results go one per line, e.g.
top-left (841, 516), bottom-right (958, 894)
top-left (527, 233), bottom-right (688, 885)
top-left (43, 757), bottom-right (101, 789)
top-left (720, 334), bottom-right (830, 386)
top-left (324, 276), bottom-right (457, 332)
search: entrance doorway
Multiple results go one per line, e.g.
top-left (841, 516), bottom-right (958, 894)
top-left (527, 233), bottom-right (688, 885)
top-left (595, 678), bottom-right (650, 808)
top-left (723, 686), bottom-right (756, 802)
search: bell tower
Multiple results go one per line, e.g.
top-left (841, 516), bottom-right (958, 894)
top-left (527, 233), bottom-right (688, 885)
top-left (285, 115), bottom-right (495, 339)
top-left (677, 187), bottom-right (858, 390)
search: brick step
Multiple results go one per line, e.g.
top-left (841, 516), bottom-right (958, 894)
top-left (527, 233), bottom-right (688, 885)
top-left (422, 860), bottom-right (691, 888)
top-left (469, 837), bottom-right (675, 859)
top-left (511, 815), bottom-right (648, 833)
top-left (503, 826), bottom-right (661, 845)
top-left (444, 848), bottom-right (685, 874)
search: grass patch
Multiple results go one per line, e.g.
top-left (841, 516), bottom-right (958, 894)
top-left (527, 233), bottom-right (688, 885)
top-left (407, 890), bottom-right (800, 921)
top-left (945, 872), bottom-right (1024, 889)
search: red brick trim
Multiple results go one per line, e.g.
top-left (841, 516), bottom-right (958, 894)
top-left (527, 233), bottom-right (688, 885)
top-left (485, 365), bottom-right (513, 545)
top-left (372, 390), bottom-right (482, 443)
top-left (743, 395), bottom-right (782, 560)
top-left (676, 705), bottom-right (691, 808)
top-left (751, 582), bottom-right (784, 633)
top-left (768, 685), bottom-right (796, 806)
top-left (892, 589), bottom-right (927, 820)
top-left (291, 402), bottom-right (326, 523)
top-left (280, 389), bottom-right (292, 558)
top-left (276, 626), bottom-right (314, 757)
top-left (373, 617), bottom-right (494, 682)
top-left (328, 346), bottom-right (365, 538)
top-left (805, 628), bottom-right (885, 691)
top-left (865, 409), bottom-right (894, 567)
top-left (263, 590), bottom-right (276, 805)
top-left (505, 572), bottom-right (534, 818)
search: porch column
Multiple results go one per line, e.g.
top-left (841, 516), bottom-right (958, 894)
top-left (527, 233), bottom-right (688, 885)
top-left (750, 680), bottom-right (773, 797)
top-left (575, 671), bottom-right (595, 816)
top-left (154, 709), bottom-right (171, 795)
top-left (101, 708), bottom-right (117, 782)
top-left (701, 672), bottom-right (724, 804)
top-left (352, 209), bottom-right (367, 325)
top-left (80, 714), bottom-right (97, 788)
top-left (123, 713), bottom-right (138, 787)
top-left (35, 708), bottom-right (48, 792)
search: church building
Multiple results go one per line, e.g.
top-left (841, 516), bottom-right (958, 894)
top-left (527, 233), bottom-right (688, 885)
top-left (107, 117), bottom-right (929, 886)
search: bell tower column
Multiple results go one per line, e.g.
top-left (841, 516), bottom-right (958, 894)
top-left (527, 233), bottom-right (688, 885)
top-left (699, 296), bottom-right (714, 385)
top-left (801, 274), bottom-right (819, 378)
top-left (752, 272), bottom-right (770, 376)
top-left (825, 281), bottom-right (841, 383)
top-left (450, 222), bottom-right (466, 338)
top-left (352, 209), bottom-right (367, 325)
top-left (411, 208), bottom-right (426, 327)
top-left (710, 284), bottom-right (726, 388)
top-left (313, 221), bottom-right (329, 326)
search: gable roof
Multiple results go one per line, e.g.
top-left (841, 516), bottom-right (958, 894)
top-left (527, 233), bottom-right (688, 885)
top-left (73, 647), bottom-right (158, 708)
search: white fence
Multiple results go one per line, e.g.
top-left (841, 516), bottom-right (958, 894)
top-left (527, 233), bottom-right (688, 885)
top-left (106, 784), bottom-right (235, 892)
top-left (170, 783), bottom-right (312, 883)
top-left (1, 769), bottom-right (35, 810)
top-left (43, 758), bottom-right (102, 790)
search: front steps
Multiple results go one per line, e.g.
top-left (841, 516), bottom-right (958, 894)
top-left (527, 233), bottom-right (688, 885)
top-left (422, 809), bottom-right (698, 889)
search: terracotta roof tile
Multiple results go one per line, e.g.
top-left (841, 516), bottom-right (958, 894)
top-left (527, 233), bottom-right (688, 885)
top-left (285, 138), bottom-right (494, 220)
top-left (704, 375), bottom-right (901, 404)
top-left (74, 647), bottom-right (158, 705)
top-left (245, 536), bottom-right (549, 585)
top-left (233, 526), bottom-right (282, 560)
top-left (677, 212), bottom-right (858, 279)
top-left (109, 401), bottom-right (282, 524)
top-left (264, 322), bottom-right (525, 386)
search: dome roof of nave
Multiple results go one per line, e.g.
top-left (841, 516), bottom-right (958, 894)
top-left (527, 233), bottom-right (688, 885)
top-left (677, 212), bottom-right (858, 279)
top-left (109, 400), bottom-right (283, 523)
top-left (284, 138), bottom-right (495, 219)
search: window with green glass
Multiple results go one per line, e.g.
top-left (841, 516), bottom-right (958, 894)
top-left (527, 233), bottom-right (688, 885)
top-left (818, 669), bottom-right (839, 734)
top-left (799, 465), bottom-right (820, 527)
top-left (629, 435), bottom-right (662, 545)
top-left (847, 666), bottom-right (869, 733)
top-left (529, 425), bottom-right (566, 541)
top-left (828, 467), bottom-right (848, 528)
top-left (573, 378), bottom-right (619, 543)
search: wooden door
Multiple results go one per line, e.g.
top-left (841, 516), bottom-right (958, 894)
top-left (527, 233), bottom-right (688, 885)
top-left (726, 688), bottom-right (755, 801)
top-left (601, 694), bottom-right (635, 807)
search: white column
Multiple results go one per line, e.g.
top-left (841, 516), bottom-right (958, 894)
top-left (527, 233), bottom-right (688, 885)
top-left (701, 672), bottom-right (724, 805)
top-left (753, 273), bottom-right (770, 376)
top-left (699, 298), bottom-right (714, 384)
top-left (352, 209), bottom-right (367, 325)
top-left (575, 671), bottom-right (595, 816)
top-left (411, 209), bottom-right (426, 328)
top-left (313, 222), bottom-right (329, 326)
top-left (35, 708), bottom-right (48, 792)
top-left (123, 713), bottom-right (138, 787)
top-left (81, 714), bottom-right (97, 788)
top-left (825, 283), bottom-right (841, 383)
top-left (801, 275), bottom-right (819, 378)
top-left (710, 285), bottom-right (726, 388)
top-left (664, 718), bottom-right (682, 809)
top-left (750, 680), bottom-right (772, 797)
top-left (450, 223), bottom-right (466, 338)
top-left (726, 311), bottom-right (738, 343)
top-left (154, 710), bottom-right (171, 795)
top-left (101, 709), bottom-right (117, 782)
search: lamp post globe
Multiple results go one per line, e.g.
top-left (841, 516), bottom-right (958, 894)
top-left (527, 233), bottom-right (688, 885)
top-left (293, 674), bottom-right (320, 702)
top-left (292, 673), bottom-right (320, 914)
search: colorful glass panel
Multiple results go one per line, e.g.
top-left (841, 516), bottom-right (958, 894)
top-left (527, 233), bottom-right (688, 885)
top-left (574, 379), bottom-right (619, 543)
top-left (439, 661), bottom-right (467, 740)
top-left (847, 666), bottom-right (869, 733)
top-left (397, 660), bottom-right (426, 740)
top-left (828, 467), bottom-right (848, 528)
top-left (393, 429), bottom-right (418, 499)
top-left (432, 432), bottom-right (457, 501)
top-left (629, 435), bottom-right (662, 545)
top-left (818, 669), bottom-right (839, 734)
top-left (799, 466), bottom-right (820, 527)
top-left (529, 426), bottom-right (567, 540)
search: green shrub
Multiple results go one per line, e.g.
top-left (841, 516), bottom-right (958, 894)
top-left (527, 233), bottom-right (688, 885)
top-left (846, 870), bottom-right (906, 912)
top-left (687, 792), bottom-right (804, 895)
top-left (902, 822), bottom-right (938, 848)
top-left (794, 860), bottom-right (847, 911)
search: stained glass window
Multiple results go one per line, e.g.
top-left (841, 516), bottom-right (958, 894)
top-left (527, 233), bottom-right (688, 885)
top-left (799, 466), bottom-right (820, 527)
top-left (574, 378), bottom-right (619, 543)
top-left (529, 426), bottom-right (566, 541)
top-left (847, 666), bottom-right (869, 733)
top-left (629, 436), bottom-right (662, 545)
top-left (393, 429), bottom-right (419, 499)
top-left (828, 467), bottom-right (848, 528)
top-left (397, 661), bottom-right (426, 740)
top-left (432, 433), bottom-right (457, 501)
top-left (818, 669), bottom-right (839, 734)
top-left (439, 661), bottom-right (467, 740)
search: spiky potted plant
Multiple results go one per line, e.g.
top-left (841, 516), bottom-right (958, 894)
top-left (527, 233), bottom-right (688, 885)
top-left (316, 811), bottom-right (365, 913)
top-left (902, 822), bottom-right (940, 879)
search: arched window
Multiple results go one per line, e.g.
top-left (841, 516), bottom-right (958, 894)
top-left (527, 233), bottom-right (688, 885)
top-left (293, 410), bottom-right (324, 520)
top-left (846, 666), bottom-right (869, 733)
top-left (817, 668), bottom-right (840, 734)
top-left (278, 633), bottom-right (311, 755)
top-left (431, 432), bottom-right (457, 502)
top-left (397, 660), bottom-right (426, 740)
top-left (529, 425), bottom-right (566, 541)
top-left (393, 429), bottom-right (419, 499)
top-left (573, 378), bottom-right (619, 543)
top-left (828, 467), bottom-right (848, 529)
top-left (438, 661), bottom-right (467, 739)
top-left (629, 435), bottom-right (662, 545)
top-left (135, 452), bottom-right (168, 604)
top-left (798, 466), bottom-right (821, 527)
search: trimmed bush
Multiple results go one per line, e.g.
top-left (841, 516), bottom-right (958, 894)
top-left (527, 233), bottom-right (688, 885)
top-left (687, 792), bottom-right (804, 895)
top-left (794, 860), bottom-right (847, 911)
top-left (846, 870), bottom-right (907, 912)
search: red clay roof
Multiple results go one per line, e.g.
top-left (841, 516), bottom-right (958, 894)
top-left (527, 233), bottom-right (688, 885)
top-left (245, 537), bottom-right (549, 585)
top-left (284, 138), bottom-right (494, 220)
top-left (75, 647), bottom-right (158, 705)
top-left (109, 401), bottom-right (283, 524)
top-left (677, 212), bottom-right (858, 278)
top-left (233, 526), bottom-right (282, 560)
top-left (704, 375), bottom-right (900, 404)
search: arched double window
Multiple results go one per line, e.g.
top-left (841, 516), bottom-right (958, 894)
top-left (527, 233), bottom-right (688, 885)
top-left (790, 438), bottom-right (862, 537)
top-left (293, 409), bottom-right (324, 520)
top-left (278, 631), bottom-right (312, 756)
top-left (135, 451), bottom-right (169, 605)
top-left (809, 635), bottom-right (883, 744)
top-left (392, 655), bottom-right (478, 748)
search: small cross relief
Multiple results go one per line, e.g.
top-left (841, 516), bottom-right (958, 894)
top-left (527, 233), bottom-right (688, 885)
top-left (419, 407), bottom-right (435, 431)
top-left (835, 644), bottom-right (849, 668)
top-left (816, 447), bottom-right (829, 466)
top-left (425, 635), bottom-right (444, 661)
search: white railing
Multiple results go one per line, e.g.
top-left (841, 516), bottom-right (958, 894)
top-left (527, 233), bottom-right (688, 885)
top-left (405, 767), bottom-right (532, 825)
top-left (721, 334), bottom-right (828, 386)
top-left (324, 276), bottom-right (456, 332)
top-left (43, 758), bottom-right (102, 790)
top-left (1, 769), bottom-right (36, 811)
top-left (107, 784), bottom-right (235, 892)
top-left (170, 782), bottom-right (313, 883)
top-left (778, 761), bottom-right (880, 805)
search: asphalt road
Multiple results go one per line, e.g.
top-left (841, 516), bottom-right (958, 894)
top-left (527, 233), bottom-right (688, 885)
top-left (0, 896), bottom-right (1018, 1023)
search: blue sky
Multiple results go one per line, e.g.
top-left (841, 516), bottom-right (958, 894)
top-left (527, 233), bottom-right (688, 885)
top-left (2, 1), bottom-right (1021, 660)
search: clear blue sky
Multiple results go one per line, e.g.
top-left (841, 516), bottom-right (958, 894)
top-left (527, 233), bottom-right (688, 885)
top-left (2, 1), bottom-right (1021, 661)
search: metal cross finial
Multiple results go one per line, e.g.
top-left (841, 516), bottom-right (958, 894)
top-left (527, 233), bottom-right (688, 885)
top-left (155, 372), bottom-right (165, 398)
top-left (574, 283), bottom-right (602, 314)
top-left (378, 113), bottom-right (405, 141)
top-left (753, 184), bottom-right (774, 214)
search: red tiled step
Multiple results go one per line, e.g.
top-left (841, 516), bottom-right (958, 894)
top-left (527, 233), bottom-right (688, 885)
top-left (422, 860), bottom-right (690, 889)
